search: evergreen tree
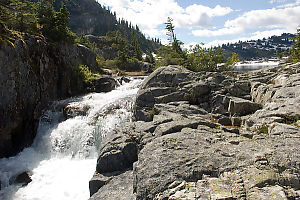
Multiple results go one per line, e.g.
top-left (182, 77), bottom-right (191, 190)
top-left (37, 1), bottom-right (75, 43)
top-left (165, 17), bottom-right (183, 55)
top-left (290, 28), bottom-right (300, 62)
top-left (131, 29), bottom-right (142, 60)
top-left (145, 51), bottom-right (154, 64)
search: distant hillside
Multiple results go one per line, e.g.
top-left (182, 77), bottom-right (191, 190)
top-left (222, 33), bottom-right (295, 60)
top-left (52, 0), bottom-right (160, 52)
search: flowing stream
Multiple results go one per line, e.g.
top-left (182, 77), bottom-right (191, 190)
top-left (0, 77), bottom-right (143, 200)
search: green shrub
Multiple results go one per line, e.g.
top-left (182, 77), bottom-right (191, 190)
top-left (75, 35), bottom-right (92, 49)
top-left (257, 125), bottom-right (268, 134)
top-left (76, 65), bottom-right (99, 84)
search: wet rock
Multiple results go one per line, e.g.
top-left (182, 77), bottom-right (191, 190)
top-left (117, 76), bottom-right (131, 85)
top-left (63, 102), bottom-right (90, 119)
top-left (9, 171), bottom-right (32, 186)
top-left (94, 76), bottom-right (117, 93)
top-left (89, 172), bottom-right (107, 197)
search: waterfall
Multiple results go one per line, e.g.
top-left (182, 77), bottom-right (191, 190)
top-left (0, 77), bottom-right (143, 200)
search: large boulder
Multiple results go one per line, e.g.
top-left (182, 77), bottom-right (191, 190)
top-left (93, 76), bottom-right (118, 93)
top-left (134, 66), bottom-right (212, 121)
top-left (63, 102), bottom-right (91, 119)
top-left (228, 97), bottom-right (262, 116)
top-left (96, 137), bottom-right (137, 173)
top-left (142, 62), bottom-right (154, 73)
top-left (9, 171), bottom-right (32, 187)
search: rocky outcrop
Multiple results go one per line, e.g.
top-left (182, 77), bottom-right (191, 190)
top-left (63, 102), bottom-right (91, 119)
top-left (141, 62), bottom-right (154, 73)
top-left (0, 34), bottom-right (99, 157)
top-left (90, 64), bottom-right (300, 199)
top-left (93, 76), bottom-right (118, 93)
top-left (9, 171), bottom-right (32, 187)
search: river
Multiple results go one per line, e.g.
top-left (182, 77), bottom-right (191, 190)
top-left (0, 77), bottom-right (143, 200)
top-left (234, 61), bottom-right (279, 73)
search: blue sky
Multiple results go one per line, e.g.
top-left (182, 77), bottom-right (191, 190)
top-left (96, 0), bottom-right (300, 47)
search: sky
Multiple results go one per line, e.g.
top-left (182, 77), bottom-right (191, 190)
top-left (96, 0), bottom-right (300, 48)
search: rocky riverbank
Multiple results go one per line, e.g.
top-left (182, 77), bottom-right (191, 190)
top-left (0, 34), bottom-right (113, 158)
top-left (90, 63), bottom-right (300, 199)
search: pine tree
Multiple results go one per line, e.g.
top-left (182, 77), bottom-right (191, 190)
top-left (131, 29), bottom-right (142, 60)
top-left (165, 17), bottom-right (184, 56)
top-left (290, 28), bottom-right (300, 62)
top-left (37, 1), bottom-right (75, 43)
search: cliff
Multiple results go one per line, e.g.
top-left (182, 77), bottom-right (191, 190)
top-left (90, 63), bottom-right (300, 199)
top-left (0, 34), bottom-right (99, 158)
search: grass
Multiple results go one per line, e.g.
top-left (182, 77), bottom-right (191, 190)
top-left (257, 125), bottom-right (269, 134)
top-left (77, 65), bottom-right (100, 84)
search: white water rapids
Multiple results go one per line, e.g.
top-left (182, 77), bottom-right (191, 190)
top-left (0, 77), bottom-right (143, 200)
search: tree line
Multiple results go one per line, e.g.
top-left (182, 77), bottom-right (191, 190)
top-left (1, 1), bottom-right (299, 73)
top-left (155, 17), bottom-right (239, 72)
top-left (0, 0), bottom-right (77, 44)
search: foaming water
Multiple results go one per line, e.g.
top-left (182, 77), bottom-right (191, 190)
top-left (0, 77), bottom-right (143, 200)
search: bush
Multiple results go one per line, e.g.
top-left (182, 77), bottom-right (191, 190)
top-left (257, 125), bottom-right (268, 134)
top-left (75, 65), bottom-right (99, 84)
top-left (289, 28), bottom-right (300, 63)
top-left (117, 57), bottom-right (142, 72)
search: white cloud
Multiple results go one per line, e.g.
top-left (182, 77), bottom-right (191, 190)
top-left (269, 0), bottom-right (287, 4)
top-left (277, 0), bottom-right (300, 8)
top-left (225, 6), bottom-right (300, 32)
top-left (172, 4), bottom-right (232, 28)
top-left (192, 5), bottom-right (300, 38)
top-left (96, 0), bottom-right (233, 37)
top-left (192, 27), bottom-right (243, 37)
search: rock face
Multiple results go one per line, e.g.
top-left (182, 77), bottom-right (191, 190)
top-left (0, 34), bottom-right (99, 158)
top-left (90, 64), bottom-right (300, 200)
